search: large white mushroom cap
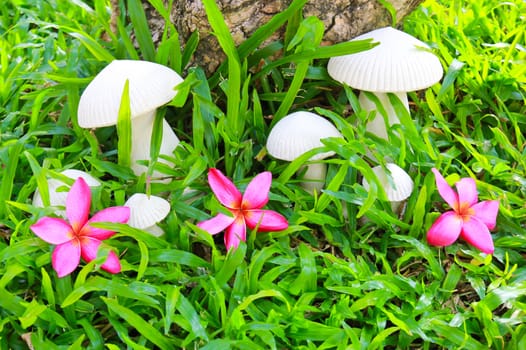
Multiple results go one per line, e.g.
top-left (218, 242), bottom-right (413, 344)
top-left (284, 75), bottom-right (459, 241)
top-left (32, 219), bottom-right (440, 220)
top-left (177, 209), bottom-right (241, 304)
top-left (327, 27), bottom-right (443, 92)
top-left (78, 60), bottom-right (184, 128)
top-left (266, 111), bottom-right (342, 161)
top-left (33, 169), bottom-right (101, 210)
top-left (362, 163), bottom-right (414, 202)
top-left (125, 193), bottom-right (170, 236)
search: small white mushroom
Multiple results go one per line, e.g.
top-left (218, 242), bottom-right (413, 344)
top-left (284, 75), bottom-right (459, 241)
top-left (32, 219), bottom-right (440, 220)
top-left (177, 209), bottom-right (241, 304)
top-left (77, 59), bottom-right (184, 178)
top-left (124, 193), bottom-right (170, 236)
top-left (362, 163), bottom-right (414, 212)
top-left (33, 169), bottom-right (101, 216)
top-left (266, 111), bottom-right (342, 193)
top-left (327, 27), bottom-right (443, 140)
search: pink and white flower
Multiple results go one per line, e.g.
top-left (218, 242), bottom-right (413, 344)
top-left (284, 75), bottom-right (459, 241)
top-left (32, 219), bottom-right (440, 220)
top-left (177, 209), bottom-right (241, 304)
top-left (427, 168), bottom-right (499, 254)
top-left (31, 177), bottom-right (130, 277)
top-left (197, 168), bottom-right (288, 250)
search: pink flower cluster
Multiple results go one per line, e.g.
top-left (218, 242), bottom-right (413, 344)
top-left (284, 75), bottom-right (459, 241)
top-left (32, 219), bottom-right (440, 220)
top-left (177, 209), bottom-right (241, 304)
top-left (31, 169), bottom-right (289, 277)
top-left (34, 166), bottom-right (498, 277)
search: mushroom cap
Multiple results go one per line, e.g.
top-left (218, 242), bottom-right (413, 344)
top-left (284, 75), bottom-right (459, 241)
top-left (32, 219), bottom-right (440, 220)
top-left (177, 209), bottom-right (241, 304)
top-left (362, 163), bottom-right (414, 201)
top-left (327, 27), bottom-right (443, 92)
top-left (266, 111), bottom-right (342, 161)
top-left (124, 193), bottom-right (170, 229)
top-left (33, 169), bottom-right (101, 208)
top-left (78, 60), bottom-right (184, 128)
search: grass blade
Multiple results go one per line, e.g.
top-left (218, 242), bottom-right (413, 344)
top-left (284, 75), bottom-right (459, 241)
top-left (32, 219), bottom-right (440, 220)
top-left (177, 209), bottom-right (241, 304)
top-left (165, 286), bottom-right (209, 342)
top-left (201, 0), bottom-right (242, 173)
top-left (66, 30), bottom-right (115, 62)
top-left (127, 0), bottom-right (156, 60)
top-left (103, 297), bottom-right (174, 349)
top-left (116, 79), bottom-right (132, 168)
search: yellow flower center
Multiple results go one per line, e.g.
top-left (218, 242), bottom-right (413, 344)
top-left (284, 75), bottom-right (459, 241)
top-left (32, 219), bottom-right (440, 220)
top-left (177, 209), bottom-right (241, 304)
top-left (457, 201), bottom-right (475, 221)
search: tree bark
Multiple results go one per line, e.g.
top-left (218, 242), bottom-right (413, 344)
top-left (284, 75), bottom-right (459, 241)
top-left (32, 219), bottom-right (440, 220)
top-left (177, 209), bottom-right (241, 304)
top-left (145, 0), bottom-right (423, 74)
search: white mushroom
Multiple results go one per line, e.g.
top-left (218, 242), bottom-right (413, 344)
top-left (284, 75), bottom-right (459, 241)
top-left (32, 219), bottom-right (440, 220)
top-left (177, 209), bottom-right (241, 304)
top-left (327, 27), bottom-right (443, 140)
top-left (266, 111), bottom-right (342, 193)
top-left (77, 59), bottom-right (184, 178)
top-left (33, 169), bottom-right (101, 216)
top-left (362, 163), bottom-right (414, 212)
top-left (124, 193), bottom-right (170, 236)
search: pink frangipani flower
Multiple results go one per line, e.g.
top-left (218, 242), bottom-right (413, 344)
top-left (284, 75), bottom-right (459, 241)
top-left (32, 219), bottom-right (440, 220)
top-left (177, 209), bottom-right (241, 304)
top-left (427, 168), bottom-right (499, 254)
top-left (197, 168), bottom-right (288, 250)
top-left (31, 177), bottom-right (130, 277)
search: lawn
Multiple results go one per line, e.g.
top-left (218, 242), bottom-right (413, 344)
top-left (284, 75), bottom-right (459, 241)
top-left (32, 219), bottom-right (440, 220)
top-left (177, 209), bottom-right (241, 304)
top-left (1, 0), bottom-right (525, 348)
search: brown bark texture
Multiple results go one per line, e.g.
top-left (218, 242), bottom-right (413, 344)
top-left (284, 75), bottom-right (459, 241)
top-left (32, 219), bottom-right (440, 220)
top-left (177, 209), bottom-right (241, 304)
top-left (145, 0), bottom-right (423, 74)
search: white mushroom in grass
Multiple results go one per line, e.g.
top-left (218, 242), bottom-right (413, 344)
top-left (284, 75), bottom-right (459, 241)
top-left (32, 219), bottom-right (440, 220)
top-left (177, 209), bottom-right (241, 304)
top-left (362, 163), bottom-right (414, 212)
top-left (327, 27), bottom-right (443, 140)
top-left (33, 169), bottom-right (101, 216)
top-left (266, 111), bottom-right (342, 193)
top-left (124, 193), bottom-right (170, 236)
top-left (77, 59), bottom-right (184, 178)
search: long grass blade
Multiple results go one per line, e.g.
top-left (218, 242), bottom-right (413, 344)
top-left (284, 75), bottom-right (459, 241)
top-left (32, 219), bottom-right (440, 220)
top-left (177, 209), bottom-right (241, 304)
top-left (127, 0), bottom-right (156, 61)
top-left (116, 79), bottom-right (132, 168)
top-left (201, 0), bottom-right (242, 160)
top-left (103, 297), bottom-right (174, 349)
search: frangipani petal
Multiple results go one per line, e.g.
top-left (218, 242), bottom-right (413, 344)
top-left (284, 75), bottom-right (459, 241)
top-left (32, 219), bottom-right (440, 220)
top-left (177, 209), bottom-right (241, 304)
top-left (455, 178), bottom-right (478, 207)
top-left (80, 237), bottom-right (121, 273)
top-left (66, 177), bottom-right (91, 231)
top-left (83, 206), bottom-right (130, 240)
top-left (197, 213), bottom-right (236, 235)
top-left (31, 217), bottom-right (73, 245)
top-left (100, 251), bottom-right (122, 274)
top-left (79, 236), bottom-right (101, 262)
top-left (472, 200), bottom-right (499, 230)
top-left (52, 240), bottom-right (81, 277)
top-left (242, 171), bottom-right (271, 209)
top-left (432, 168), bottom-right (458, 210)
top-left (427, 211), bottom-right (463, 247)
top-left (224, 216), bottom-right (246, 250)
top-left (208, 168), bottom-right (242, 209)
top-left (461, 216), bottom-right (495, 254)
top-left (245, 209), bottom-right (289, 232)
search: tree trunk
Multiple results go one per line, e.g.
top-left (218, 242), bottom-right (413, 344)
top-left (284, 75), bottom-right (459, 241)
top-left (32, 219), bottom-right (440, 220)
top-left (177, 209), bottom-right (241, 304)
top-left (145, 0), bottom-right (423, 74)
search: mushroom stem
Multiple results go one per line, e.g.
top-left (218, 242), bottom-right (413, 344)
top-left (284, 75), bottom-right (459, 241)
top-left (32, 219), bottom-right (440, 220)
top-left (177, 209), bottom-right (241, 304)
top-left (390, 200), bottom-right (405, 214)
top-left (299, 163), bottom-right (327, 193)
top-left (359, 91), bottom-right (409, 140)
top-left (144, 224), bottom-right (165, 237)
top-left (130, 110), bottom-right (180, 176)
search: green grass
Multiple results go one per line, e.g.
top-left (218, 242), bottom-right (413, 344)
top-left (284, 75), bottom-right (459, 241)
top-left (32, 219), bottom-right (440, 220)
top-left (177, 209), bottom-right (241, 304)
top-left (1, 0), bottom-right (525, 348)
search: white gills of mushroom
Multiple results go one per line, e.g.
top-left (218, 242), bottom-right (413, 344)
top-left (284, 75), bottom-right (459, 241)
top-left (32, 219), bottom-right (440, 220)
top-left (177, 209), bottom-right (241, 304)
top-left (124, 193), bottom-right (171, 236)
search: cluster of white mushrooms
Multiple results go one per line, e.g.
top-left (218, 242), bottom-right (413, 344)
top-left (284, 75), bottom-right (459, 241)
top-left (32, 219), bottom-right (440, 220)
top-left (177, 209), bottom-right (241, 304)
top-left (267, 27), bottom-right (443, 212)
top-left (34, 26), bottom-right (443, 232)
top-left (33, 60), bottom-right (179, 235)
